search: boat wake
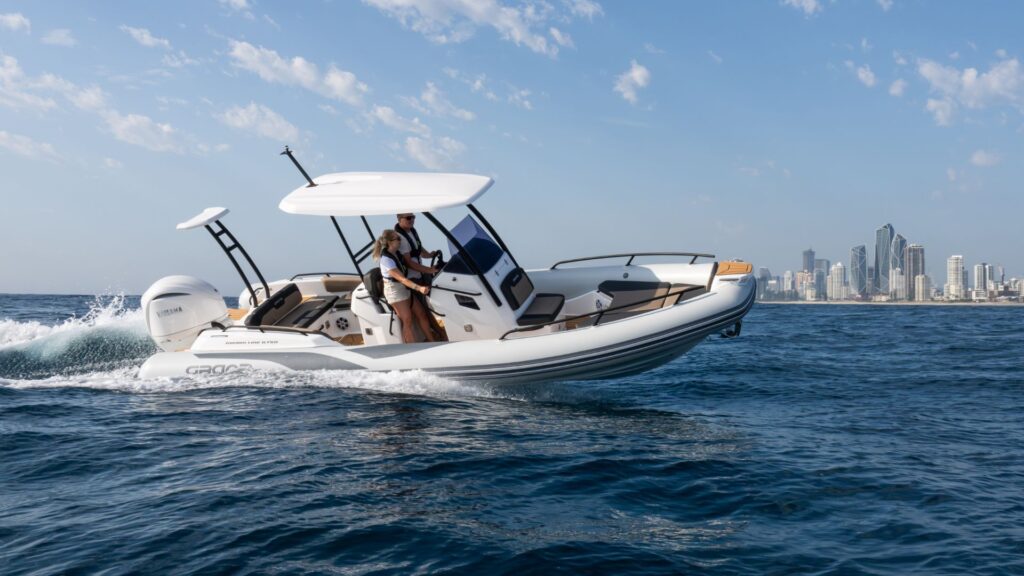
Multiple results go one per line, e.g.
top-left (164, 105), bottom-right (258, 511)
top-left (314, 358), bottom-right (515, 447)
top-left (0, 295), bottom-right (603, 403)
top-left (0, 295), bottom-right (155, 380)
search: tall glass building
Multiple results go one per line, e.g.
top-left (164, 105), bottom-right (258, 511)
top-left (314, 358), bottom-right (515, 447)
top-left (849, 245), bottom-right (867, 298)
top-left (889, 233), bottom-right (907, 299)
top-left (874, 224), bottom-right (895, 296)
top-left (802, 248), bottom-right (815, 273)
top-left (946, 255), bottom-right (965, 300)
top-left (906, 244), bottom-right (925, 300)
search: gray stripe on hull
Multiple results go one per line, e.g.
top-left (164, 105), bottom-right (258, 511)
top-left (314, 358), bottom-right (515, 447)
top-left (433, 290), bottom-right (754, 381)
top-left (434, 289), bottom-right (754, 381)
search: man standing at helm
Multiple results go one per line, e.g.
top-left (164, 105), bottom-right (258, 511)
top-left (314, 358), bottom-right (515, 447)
top-left (394, 213), bottom-right (440, 282)
top-left (395, 213), bottom-right (445, 340)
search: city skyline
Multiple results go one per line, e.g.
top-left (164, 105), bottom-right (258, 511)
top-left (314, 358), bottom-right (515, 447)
top-left (758, 220), bottom-right (1023, 303)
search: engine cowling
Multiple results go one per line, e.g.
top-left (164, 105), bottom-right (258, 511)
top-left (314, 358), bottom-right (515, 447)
top-left (141, 276), bottom-right (228, 352)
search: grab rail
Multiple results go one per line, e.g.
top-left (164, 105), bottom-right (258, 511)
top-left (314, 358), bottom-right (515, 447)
top-left (210, 323), bottom-right (329, 338)
top-left (549, 252), bottom-right (716, 270)
top-left (499, 286), bottom-right (705, 340)
top-left (289, 272), bottom-right (362, 281)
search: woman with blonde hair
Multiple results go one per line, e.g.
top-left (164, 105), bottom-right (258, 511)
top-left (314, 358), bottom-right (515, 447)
top-left (373, 229), bottom-right (437, 344)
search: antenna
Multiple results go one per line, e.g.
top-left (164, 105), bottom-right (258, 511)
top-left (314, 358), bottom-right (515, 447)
top-left (280, 145), bottom-right (316, 187)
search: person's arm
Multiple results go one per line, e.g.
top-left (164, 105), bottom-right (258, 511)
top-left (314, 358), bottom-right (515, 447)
top-left (400, 251), bottom-right (438, 275)
top-left (388, 268), bottom-right (430, 294)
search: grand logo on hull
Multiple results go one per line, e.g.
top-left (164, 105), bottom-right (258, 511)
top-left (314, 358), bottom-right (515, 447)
top-left (185, 363), bottom-right (253, 376)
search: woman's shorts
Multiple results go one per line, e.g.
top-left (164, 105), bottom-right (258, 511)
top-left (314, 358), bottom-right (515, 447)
top-left (384, 280), bottom-right (411, 303)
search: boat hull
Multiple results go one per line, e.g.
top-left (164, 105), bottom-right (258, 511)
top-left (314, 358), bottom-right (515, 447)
top-left (138, 276), bottom-right (755, 383)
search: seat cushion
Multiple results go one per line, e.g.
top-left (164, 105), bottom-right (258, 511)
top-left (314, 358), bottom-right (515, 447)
top-left (517, 293), bottom-right (565, 326)
top-left (246, 283), bottom-right (302, 326)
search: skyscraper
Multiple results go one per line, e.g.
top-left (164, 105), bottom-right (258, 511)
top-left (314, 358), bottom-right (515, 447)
top-left (974, 263), bottom-right (987, 291)
top-left (905, 244), bottom-right (925, 301)
top-left (850, 245), bottom-right (867, 298)
top-left (802, 248), bottom-right (815, 273)
top-left (875, 223), bottom-right (895, 296)
top-left (827, 262), bottom-right (848, 300)
top-left (915, 274), bottom-right (932, 302)
top-left (946, 255), bottom-right (965, 301)
top-left (889, 233), bottom-right (907, 299)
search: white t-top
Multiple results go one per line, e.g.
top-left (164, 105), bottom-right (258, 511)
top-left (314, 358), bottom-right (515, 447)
top-left (279, 172), bottom-right (494, 216)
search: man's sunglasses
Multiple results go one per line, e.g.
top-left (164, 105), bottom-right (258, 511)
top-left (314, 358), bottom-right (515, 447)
top-left (400, 215), bottom-right (416, 221)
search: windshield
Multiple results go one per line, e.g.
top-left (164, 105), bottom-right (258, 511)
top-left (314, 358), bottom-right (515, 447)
top-left (444, 215), bottom-right (504, 274)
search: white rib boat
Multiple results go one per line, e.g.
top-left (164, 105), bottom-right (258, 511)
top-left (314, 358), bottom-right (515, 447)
top-left (138, 150), bottom-right (755, 382)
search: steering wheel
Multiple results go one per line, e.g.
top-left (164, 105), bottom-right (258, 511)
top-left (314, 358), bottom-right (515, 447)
top-left (429, 251), bottom-right (445, 274)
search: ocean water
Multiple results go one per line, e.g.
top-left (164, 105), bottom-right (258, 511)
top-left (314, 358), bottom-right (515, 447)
top-left (1, 294), bottom-right (1022, 575)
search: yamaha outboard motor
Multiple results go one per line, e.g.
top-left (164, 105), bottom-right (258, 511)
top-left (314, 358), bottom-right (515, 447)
top-left (142, 275), bottom-right (228, 352)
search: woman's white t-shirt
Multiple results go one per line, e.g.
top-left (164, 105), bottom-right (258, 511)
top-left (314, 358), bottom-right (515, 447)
top-left (380, 254), bottom-right (399, 279)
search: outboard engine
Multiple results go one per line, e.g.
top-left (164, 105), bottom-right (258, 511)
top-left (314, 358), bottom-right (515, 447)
top-left (141, 275), bottom-right (229, 352)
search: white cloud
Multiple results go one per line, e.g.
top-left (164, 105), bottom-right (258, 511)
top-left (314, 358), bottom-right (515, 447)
top-left (403, 82), bottom-right (474, 120)
top-left (228, 40), bottom-right (369, 106)
top-left (67, 85), bottom-right (107, 111)
top-left (368, 105), bottom-right (430, 136)
top-left (917, 57), bottom-right (1024, 124)
top-left (364, 0), bottom-right (600, 58)
top-left (219, 102), bottom-right (300, 143)
top-left (42, 29), bottom-right (76, 47)
top-left (856, 64), bottom-right (876, 87)
top-left (0, 13), bottom-right (30, 33)
top-left (162, 51), bottom-right (199, 68)
top-left (946, 167), bottom-right (957, 182)
top-left (219, 0), bottom-right (255, 19)
top-left (404, 135), bottom-right (465, 170)
top-left (1, 52), bottom-right (192, 153)
top-left (568, 0), bottom-right (604, 20)
top-left (970, 149), bottom-right (1001, 167)
top-left (120, 25), bottom-right (171, 49)
top-left (707, 50), bottom-right (722, 64)
top-left (995, 48), bottom-right (1008, 59)
top-left (926, 98), bottom-right (953, 126)
top-left (893, 50), bottom-right (908, 66)
top-left (101, 110), bottom-right (183, 152)
top-left (782, 0), bottom-right (821, 16)
top-left (0, 54), bottom-right (58, 110)
top-left (644, 43), bottom-right (665, 55)
top-left (889, 78), bottom-right (907, 96)
top-left (614, 60), bottom-right (650, 104)
top-left (549, 27), bottom-right (573, 49)
top-left (103, 157), bottom-right (123, 170)
top-left (877, 0), bottom-right (893, 11)
top-left (443, 68), bottom-right (498, 100)
top-left (507, 88), bottom-right (532, 110)
top-left (861, 38), bottom-right (872, 52)
top-left (0, 130), bottom-right (59, 160)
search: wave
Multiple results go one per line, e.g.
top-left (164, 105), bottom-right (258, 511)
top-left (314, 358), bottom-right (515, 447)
top-left (0, 366), bottom-right (494, 396)
top-left (0, 295), bottom-right (156, 380)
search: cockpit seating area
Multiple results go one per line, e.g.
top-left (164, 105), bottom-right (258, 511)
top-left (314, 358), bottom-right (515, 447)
top-left (594, 280), bottom-right (706, 324)
top-left (245, 282), bottom-right (338, 329)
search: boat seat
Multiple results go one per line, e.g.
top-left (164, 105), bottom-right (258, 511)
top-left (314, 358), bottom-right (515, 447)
top-left (275, 296), bottom-right (339, 329)
top-left (596, 280), bottom-right (700, 324)
top-left (322, 275), bottom-right (362, 294)
top-left (516, 293), bottom-right (565, 326)
top-left (245, 283), bottom-right (302, 327)
top-left (360, 268), bottom-right (396, 335)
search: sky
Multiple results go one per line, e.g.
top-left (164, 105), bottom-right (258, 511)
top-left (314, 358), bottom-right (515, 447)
top-left (1, 0), bottom-right (1022, 295)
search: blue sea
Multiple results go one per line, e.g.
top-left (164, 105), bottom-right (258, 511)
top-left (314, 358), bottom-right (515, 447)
top-left (1, 294), bottom-right (1022, 575)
